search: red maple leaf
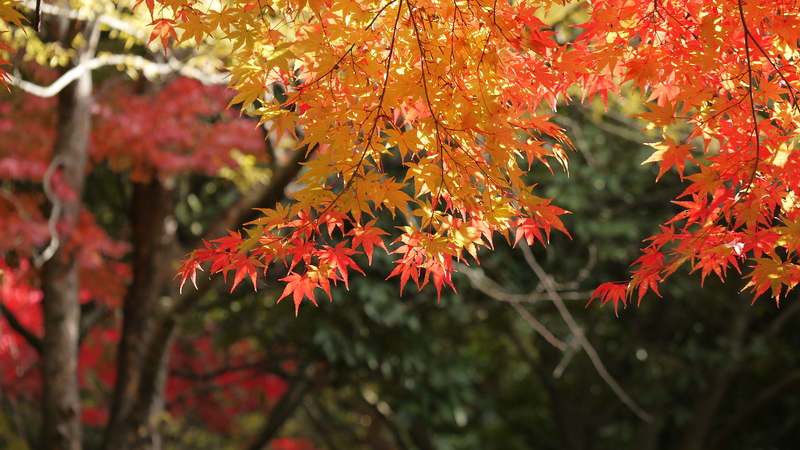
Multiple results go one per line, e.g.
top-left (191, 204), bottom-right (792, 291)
top-left (347, 219), bottom-right (389, 264)
top-left (316, 242), bottom-right (365, 289)
top-left (588, 281), bottom-right (630, 317)
top-left (277, 272), bottom-right (319, 316)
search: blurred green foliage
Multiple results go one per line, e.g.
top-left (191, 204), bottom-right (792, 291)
top-left (165, 105), bottom-right (800, 449)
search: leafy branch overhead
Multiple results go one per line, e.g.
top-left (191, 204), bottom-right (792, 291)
top-left (6, 0), bottom-right (798, 312)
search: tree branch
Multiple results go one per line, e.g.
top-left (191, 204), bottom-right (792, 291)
top-left (518, 242), bottom-right (655, 423)
top-left (457, 264), bottom-right (595, 303)
top-left (246, 363), bottom-right (317, 450)
top-left (10, 53), bottom-right (228, 98)
top-left (20, 0), bottom-right (149, 40)
top-left (709, 367), bottom-right (800, 450)
top-left (0, 301), bottom-right (43, 354)
top-left (456, 263), bottom-right (587, 351)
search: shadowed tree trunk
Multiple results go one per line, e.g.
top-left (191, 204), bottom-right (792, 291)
top-left (101, 178), bottom-right (179, 450)
top-left (100, 137), bottom-right (312, 450)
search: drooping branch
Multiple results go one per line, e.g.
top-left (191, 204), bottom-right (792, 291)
top-left (10, 53), bottom-right (228, 98)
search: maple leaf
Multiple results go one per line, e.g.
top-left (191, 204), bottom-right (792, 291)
top-left (133, 0), bottom-right (157, 17)
top-left (177, 252), bottom-right (202, 294)
top-left (742, 255), bottom-right (800, 303)
top-left (177, 17), bottom-right (213, 48)
top-left (589, 282), bottom-right (629, 317)
top-left (513, 217), bottom-right (546, 247)
top-left (147, 18), bottom-right (178, 54)
top-left (0, 34), bottom-right (14, 92)
top-left (387, 232), bottom-right (426, 296)
top-left (229, 256), bottom-right (263, 293)
top-left (277, 272), bottom-right (320, 316)
top-left (316, 242), bottom-right (365, 289)
top-left (0, 2), bottom-right (27, 29)
top-left (347, 219), bottom-right (389, 264)
top-left (425, 252), bottom-right (456, 300)
top-left (642, 136), bottom-right (696, 181)
top-left (111, 0), bottom-right (800, 313)
top-left (633, 102), bottom-right (680, 129)
top-left (284, 238), bottom-right (317, 273)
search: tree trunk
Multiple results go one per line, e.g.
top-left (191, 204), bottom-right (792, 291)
top-left (101, 178), bottom-right (178, 450)
top-left (40, 21), bottom-right (95, 450)
top-left (100, 127), bottom-right (311, 450)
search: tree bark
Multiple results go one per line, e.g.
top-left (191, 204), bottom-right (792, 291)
top-left (101, 178), bottom-right (178, 450)
top-left (98, 124), bottom-right (312, 450)
top-left (40, 19), bottom-right (95, 450)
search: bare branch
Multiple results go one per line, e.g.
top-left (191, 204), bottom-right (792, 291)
top-left (709, 367), bottom-right (800, 450)
top-left (20, 0), bottom-right (148, 40)
top-left (518, 242), bottom-right (655, 423)
top-left (0, 301), bottom-right (43, 354)
top-left (10, 54), bottom-right (228, 98)
top-left (456, 264), bottom-right (594, 303)
top-left (456, 263), bottom-right (571, 350)
top-left (509, 301), bottom-right (569, 351)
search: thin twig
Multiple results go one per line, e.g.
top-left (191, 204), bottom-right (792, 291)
top-left (456, 263), bottom-right (576, 351)
top-left (737, 0), bottom-right (761, 196)
top-left (519, 242), bottom-right (655, 423)
top-left (457, 263), bottom-right (594, 303)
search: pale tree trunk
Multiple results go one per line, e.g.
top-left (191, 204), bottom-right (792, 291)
top-left (40, 17), bottom-right (98, 450)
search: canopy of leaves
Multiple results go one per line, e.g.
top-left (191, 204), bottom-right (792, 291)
top-left (2, 1), bottom-right (800, 447)
top-left (38, 0), bottom-right (791, 310)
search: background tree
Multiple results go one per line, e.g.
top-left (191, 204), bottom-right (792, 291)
top-left (1, 1), bottom-right (313, 449)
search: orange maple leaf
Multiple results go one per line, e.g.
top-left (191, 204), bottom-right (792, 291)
top-left (147, 18), bottom-right (178, 54)
top-left (642, 136), bottom-right (696, 181)
top-left (277, 272), bottom-right (319, 316)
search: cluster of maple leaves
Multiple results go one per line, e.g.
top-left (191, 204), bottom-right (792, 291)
top-left (3, 0), bottom-right (800, 311)
top-left (156, 0), bottom-right (799, 314)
